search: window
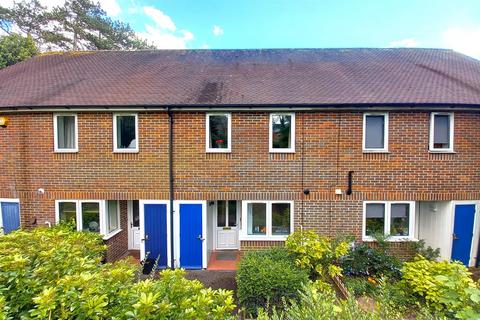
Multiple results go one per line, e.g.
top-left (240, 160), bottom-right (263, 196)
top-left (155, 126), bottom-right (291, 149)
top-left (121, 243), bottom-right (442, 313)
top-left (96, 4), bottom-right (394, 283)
top-left (363, 113), bottom-right (388, 152)
top-left (241, 201), bottom-right (293, 239)
top-left (430, 113), bottom-right (454, 152)
top-left (55, 200), bottom-right (121, 238)
top-left (54, 114), bottom-right (78, 152)
top-left (217, 200), bottom-right (237, 228)
top-left (269, 113), bottom-right (295, 153)
top-left (132, 200), bottom-right (139, 227)
top-left (106, 200), bottom-right (120, 234)
top-left (363, 201), bottom-right (415, 240)
top-left (206, 113), bottom-right (231, 152)
top-left (113, 114), bottom-right (138, 152)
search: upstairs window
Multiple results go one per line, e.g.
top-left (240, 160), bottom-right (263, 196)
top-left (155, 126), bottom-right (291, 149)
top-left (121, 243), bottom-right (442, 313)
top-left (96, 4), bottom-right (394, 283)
top-left (114, 114), bottom-right (138, 152)
top-left (269, 113), bottom-right (295, 153)
top-left (54, 114), bottom-right (78, 152)
top-left (363, 113), bottom-right (388, 152)
top-left (363, 201), bottom-right (415, 240)
top-left (430, 113), bottom-right (453, 152)
top-left (206, 113), bottom-right (231, 152)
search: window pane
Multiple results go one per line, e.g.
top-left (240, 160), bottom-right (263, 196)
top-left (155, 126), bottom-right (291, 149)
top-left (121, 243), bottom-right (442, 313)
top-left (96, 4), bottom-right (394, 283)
top-left (209, 115), bottom-right (229, 149)
top-left (272, 203), bottom-right (291, 235)
top-left (433, 115), bottom-right (450, 149)
top-left (247, 203), bottom-right (266, 235)
top-left (116, 115), bottom-right (136, 149)
top-left (272, 115), bottom-right (291, 149)
top-left (365, 203), bottom-right (385, 236)
top-left (132, 200), bottom-right (139, 227)
top-left (81, 202), bottom-right (100, 232)
top-left (107, 200), bottom-right (119, 233)
top-left (57, 116), bottom-right (76, 149)
top-left (59, 202), bottom-right (76, 224)
top-left (228, 200), bottom-right (237, 227)
top-left (365, 115), bottom-right (385, 149)
top-left (217, 201), bottom-right (226, 227)
top-left (390, 204), bottom-right (410, 236)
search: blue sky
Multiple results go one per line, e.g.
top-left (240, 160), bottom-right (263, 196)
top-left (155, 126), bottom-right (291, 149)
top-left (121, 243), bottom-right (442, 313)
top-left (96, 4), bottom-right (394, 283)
top-left (2, 0), bottom-right (480, 58)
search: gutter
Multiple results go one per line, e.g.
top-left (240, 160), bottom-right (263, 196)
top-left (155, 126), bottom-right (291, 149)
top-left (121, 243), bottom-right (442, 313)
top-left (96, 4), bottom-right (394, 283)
top-left (168, 108), bottom-right (175, 269)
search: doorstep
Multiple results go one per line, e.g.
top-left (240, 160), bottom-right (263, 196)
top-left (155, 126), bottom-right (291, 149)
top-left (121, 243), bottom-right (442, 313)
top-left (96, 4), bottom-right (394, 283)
top-left (207, 251), bottom-right (240, 271)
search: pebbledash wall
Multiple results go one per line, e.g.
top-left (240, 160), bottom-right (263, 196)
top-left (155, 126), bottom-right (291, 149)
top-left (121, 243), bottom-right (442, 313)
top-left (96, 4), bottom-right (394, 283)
top-left (1, 110), bottom-right (480, 261)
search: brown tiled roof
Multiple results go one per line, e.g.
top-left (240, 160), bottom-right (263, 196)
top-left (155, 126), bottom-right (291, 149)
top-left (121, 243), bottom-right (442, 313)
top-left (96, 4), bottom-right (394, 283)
top-left (1, 48), bottom-right (480, 109)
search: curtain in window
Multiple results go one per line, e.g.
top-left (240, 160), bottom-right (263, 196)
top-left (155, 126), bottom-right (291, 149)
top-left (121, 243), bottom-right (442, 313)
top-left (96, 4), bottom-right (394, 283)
top-left (390, 204), bottom-right (410, 236)
top-left (365, 203), bottom-right (385, 236)
top-left (107, 200), bottom-right (119, 233)
top-left (365, 115), bottom-right (384, 149)
top-left (434, 115), bottom-right (450, 146)
top-left (57, 116), bottom-right (75, 149)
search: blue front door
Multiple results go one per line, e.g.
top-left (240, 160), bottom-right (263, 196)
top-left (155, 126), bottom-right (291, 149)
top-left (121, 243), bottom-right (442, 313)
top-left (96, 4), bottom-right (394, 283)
top-left (451, 204), bottom-right (476, 265)
top-left (1, 202), bottom-right (20, 234)
top-left (144, 203), bottom-right (168, 268)
top-left (179, 203), bottom-right (203, 269)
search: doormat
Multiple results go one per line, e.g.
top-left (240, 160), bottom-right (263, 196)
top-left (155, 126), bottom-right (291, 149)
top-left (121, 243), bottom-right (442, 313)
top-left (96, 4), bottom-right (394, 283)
top-left (215, 251), bottom-right (238, 261)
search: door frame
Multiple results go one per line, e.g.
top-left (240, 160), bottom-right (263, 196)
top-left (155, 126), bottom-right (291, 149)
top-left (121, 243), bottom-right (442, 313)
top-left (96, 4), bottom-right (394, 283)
top-left (139, 200), bottom-right (171, 268)
top-left (174, 200), bottom-right (207, 269)
top-left (0, 198), bottom-right (20, 234)
top-left (127, 200), bottom-right (140, 250)
top-left (451, 201), bottom-right (479, 267)
top-left (213, 200), bottom-right (240, 250)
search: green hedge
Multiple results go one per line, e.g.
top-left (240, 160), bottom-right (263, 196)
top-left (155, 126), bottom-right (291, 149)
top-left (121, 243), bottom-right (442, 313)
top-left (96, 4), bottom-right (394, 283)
top-left (236, 247), bottom-right (309, 316)
top-left (0, 225), bottom-right (235, 319)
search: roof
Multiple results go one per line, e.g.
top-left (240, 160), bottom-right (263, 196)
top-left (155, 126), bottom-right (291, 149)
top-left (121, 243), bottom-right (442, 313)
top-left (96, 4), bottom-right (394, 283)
top-left (1, 48), bottom-right (480, 109)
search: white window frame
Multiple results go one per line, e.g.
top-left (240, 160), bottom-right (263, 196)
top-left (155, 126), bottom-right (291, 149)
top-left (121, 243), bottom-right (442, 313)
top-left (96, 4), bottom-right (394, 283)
top-left (269, 113), bottom-right (295, 153)
top-left (240, 200), bottom-right (294, 241)
top-left (55, 200), bottom-right (121, 239)
top-left (362, 201), bottom-right (416, 241)
top-left (206, 113), bottom-right (232, 153)
top-left (429, 112), bottom-right (454, 153)
top-left (105, 200), bottom-right (121, 237)
top-left (362, 112), bottom-right (389, 153)
top-left (113, 113), bottom-right (139, 153)
top-left (53, 113), bottom-right (78, 153)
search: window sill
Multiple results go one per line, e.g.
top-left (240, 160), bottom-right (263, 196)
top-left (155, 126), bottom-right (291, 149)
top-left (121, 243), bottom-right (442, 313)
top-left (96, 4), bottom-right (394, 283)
top-left (113, 150), bottom-right (139, 154)
top-left (103, 229), bottom-right (123, 240)
top-left (206, 149), bottom-right (231, 153)
top-left (269, 150), bottom-right (295, 154)
top-left (428, 150), bottom-right (456, 154)
top-left (362, 150), bottom-right (389, 154)
top-left (54, 149), bottom-right (78, 153)
top-left (362, 237), bottom-right (418, 242)
top-left (239, 235), bottom-right (289, 241)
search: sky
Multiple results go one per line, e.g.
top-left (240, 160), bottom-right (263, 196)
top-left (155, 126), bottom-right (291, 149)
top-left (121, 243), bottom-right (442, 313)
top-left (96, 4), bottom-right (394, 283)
top-left (2, 0), bottom-right (480, 59)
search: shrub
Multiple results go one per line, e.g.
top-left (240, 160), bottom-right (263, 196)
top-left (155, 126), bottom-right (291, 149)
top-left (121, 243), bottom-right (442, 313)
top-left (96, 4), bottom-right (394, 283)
top-left (236, 247), bottom-right (309, 316)
top-left (344, 277), bottom-right (377, 296)
top-left (285, 230), bottom-right (349, 279)
top-left (340, 242), bottom-right (402, 279)
top-left (0, 225), bottom-right (235, 319)
top-left (402, 256), bottom-right (480, 319)
top-left (410, 239), bottom-right (441, 261)
top-left (257, 281), bottom-right (406, 320)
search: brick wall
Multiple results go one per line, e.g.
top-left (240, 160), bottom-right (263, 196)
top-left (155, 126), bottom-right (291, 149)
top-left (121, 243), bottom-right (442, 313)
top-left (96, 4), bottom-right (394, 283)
top-left (104, 200), bottom-right (129, 262)
top-left (1, 110), bottom-right (479, 259)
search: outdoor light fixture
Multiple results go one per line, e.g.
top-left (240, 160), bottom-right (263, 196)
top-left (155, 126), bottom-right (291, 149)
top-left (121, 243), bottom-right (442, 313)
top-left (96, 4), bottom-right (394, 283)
top-left (0, 116), bottom-right (9, 128)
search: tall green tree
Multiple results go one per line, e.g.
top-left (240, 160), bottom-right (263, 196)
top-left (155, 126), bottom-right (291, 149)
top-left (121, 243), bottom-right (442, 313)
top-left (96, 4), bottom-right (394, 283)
top-left (0, 33), bottom-right (38, 68)
top-left (0, 0), bottom-right (153, 51)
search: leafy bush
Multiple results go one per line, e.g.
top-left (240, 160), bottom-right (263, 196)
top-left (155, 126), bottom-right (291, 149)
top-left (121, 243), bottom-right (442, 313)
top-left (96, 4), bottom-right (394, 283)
top-left (344, 277), bottom-right (377, 296)
top-left (410, 239), bottom-right (441, 261)
top-left (236, 247), bottom-right (309, 316)
top-left (340, 242), bottom-right (402, 279)
top-left (256, 281), bottom-right (407, 320)
top-left (0, 225), bottom-right (235, 319)
top-left (285, 230), bottom-right (349, 278)
top-left (402, 256), bottom-right (480, 319)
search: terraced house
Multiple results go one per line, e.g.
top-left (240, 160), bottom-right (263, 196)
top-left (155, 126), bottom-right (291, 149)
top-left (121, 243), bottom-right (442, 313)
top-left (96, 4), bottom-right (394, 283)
top-left (1, 48), bottom-right (480, 269)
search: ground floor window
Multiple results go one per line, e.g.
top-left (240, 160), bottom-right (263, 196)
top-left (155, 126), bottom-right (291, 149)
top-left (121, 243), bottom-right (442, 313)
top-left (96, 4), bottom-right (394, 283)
top-left (241, 201), bottom-right (293, 240)
top-left (363, 201), bottom-right (415, 240)
top-left (55, 200), bottom-right (120, 238)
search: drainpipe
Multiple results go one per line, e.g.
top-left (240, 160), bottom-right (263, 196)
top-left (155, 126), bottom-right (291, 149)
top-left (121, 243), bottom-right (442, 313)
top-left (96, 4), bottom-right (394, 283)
top-left (168, 109), bottom-right (175, 269)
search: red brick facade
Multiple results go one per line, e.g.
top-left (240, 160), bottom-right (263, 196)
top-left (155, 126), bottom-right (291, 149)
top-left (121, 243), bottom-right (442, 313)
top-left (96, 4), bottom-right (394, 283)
top-left (1, 110), bottom-right (479, 258)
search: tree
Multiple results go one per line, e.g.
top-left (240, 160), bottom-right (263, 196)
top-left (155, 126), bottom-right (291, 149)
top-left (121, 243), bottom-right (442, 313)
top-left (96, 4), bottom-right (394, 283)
top-left (0, 33), bottom-right (38, 69)
top-left (0, 0), bottom-right (154, 51)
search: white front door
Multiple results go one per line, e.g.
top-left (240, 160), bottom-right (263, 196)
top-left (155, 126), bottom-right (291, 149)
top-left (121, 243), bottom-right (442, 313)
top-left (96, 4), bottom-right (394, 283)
top-left (215, 200), bottom-right (239, 249)
top-left (128, 200), bottom-right (141, 250)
